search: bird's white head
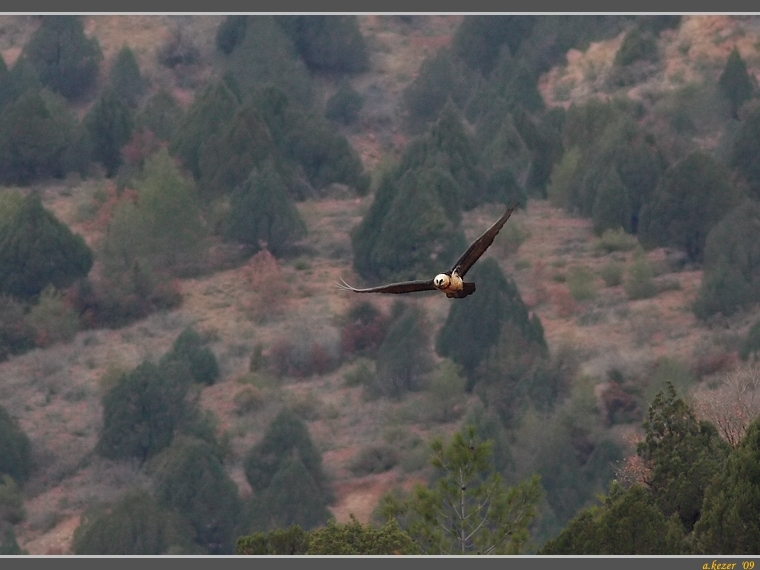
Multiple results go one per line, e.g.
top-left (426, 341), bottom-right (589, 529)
top-left (433, 273), bottom-right (450, 290)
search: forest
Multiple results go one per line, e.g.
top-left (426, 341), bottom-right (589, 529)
top-left (1, 14), bottom-right (760, 554)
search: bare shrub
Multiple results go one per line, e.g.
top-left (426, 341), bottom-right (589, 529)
top-left (693, 362), bottom-right (760, 447)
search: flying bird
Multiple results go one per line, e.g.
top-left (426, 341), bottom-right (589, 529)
top-left (337, 204), bottom-right (518, 299)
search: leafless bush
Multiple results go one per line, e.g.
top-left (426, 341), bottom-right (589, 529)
top-left (693, 362), bottom-right (760, 447)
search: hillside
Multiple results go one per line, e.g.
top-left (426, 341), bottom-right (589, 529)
top-left (0, 15), bottom-right (759, 554)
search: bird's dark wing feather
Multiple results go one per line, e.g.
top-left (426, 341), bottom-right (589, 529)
top-left (336, 278), bottom-right (436, 295)
top-left (450, 204), bottom-right (518, 277)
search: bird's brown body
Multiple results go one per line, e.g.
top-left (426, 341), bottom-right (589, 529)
top-left (337, 204), bottom-right (518, 299)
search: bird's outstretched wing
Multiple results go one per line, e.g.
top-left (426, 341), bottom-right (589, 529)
top-left (336, 278), bottom-right (436, 295)
top-left (450, 204), bottom-right (518, 278)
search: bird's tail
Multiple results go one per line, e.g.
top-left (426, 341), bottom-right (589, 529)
top-left (451, 282), bottom-right (476, 298)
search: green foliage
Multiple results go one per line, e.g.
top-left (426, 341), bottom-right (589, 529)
top-left (216, 15), bottom-right (248, 55)
top-left (719, 47), bottom-right (754, 120)
top-left (639, 151), bottom-right (739, 262)
top-left (567, 266), bottom-right (596, 302)
top-left (426, 359), bottom-right (467, 422)
top-left (546, 146), bottom-right (581, 209)
top-left (2, 57), bottom-right (42, 109)
top-left (0, 89), bottom-right (79, 184)
top-left (0, 193), bottom-right (92, 300)
top-left (96, 360), bottom-right (193, 463)
top-left (22, 16), bottom-right (102, 101)
top-left (0, 523), bottom-right (25, 555)
top-left (0, 475), bottom-right (24, 525)
top-left (135, 89), bottom-right (183, 142)
top-left (592, 168), bottom-right (630, 236)
top-left (732, 104), bottom-right (760, 199)
top-left (26, 285), bottom-right (80, 345)
top-left (614, 27), bottom-right (658, 67)
top-left (162, 327), bottom-right (219, 386)
top-left (308, 517), bottom-right (417, 554)
top-left (0, 295), bottom-right (34, 362)
top-left (224, 16), bottom-right (313, 108)
top-left (236, 524), bottom-right (309, 554)
top-left (84, 88), bottom-right (133, 176)
top-left (599, 261), bottom-right (624, 287)
top-left (372, 303), bottom-right (432, 399)
top-left (224, 161), bottom-right (307, 255)
top-left (740, 318), bottom-right (760, 361)
top-left (243, 408), bottom-right (329, 498)
top-left (381, 426), bottom-right (543, 554)
top-left (72, 489), bottom-right (195, 555)
top-left (454, 16), bottom-right (535, 76)
top-left (276, 16), bottom-right (369, 73)
top-left (437, 258), bottom-right (546, 388)
top-left (624, 250), bottom-right (657, 300)
top-left (595, 227), bottom-right (638, 253)
top-left (695, 418), bottom-right (760, 553)
top-left (539, 483), bottom-right (683, 554)
top-left (325, 81), bottom-right (364, 125)
top-left (171, 81), bottom-right (239, 179)
top-left (110, 45), bottom-right (144, 108)
top-left (639, 382), bottom-right (730, 530)
top-left (0, 406), bottom-right (31, 484)
top-left (150, 437), bottom-right (240, 554)
top-left (349, 444), bottom-right (399, 476)
top-left (694, 200), bottom-right (760, 319)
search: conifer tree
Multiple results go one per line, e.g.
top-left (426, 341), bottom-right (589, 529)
top-left (719, 47), bottom-right (754, 120)
top-left (84, 88), bottom-right (133, 176)
top-left (110, 45), bottom-right (145, 108)
top-left (0, 406), bottom-right (31, 484)
top-left (135, 89), bottom-right (183, 142)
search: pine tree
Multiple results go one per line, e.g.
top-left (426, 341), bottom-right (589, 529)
top-left (719, 47), bottom-right (754, 120)
top-left (276, 16), bottom-right (368, 73)
top-left (84, 88), bottom-right (133, 176)
top-left (161, 327), bottom-right (219, 386)
top-left (109, 45), bottom-right (145, 108)
top-left (592, 167), bottom-right (631, 236)
top-left (150, 437), bottom-right (240, 554)
top-left (0, 406), bottom-right (31, 484)
top-left (381, 426), bottom-right (543, 554)
top-left (731, 104), bottom-right (760, 199)
top-left (224, 161), bottom-right (306, 255)
top-left (0, 194), bottom-right (92, 299)
top-left (22, 15), bottom-right (102, 101)
top-left (135, 89), bottom-right (183, 142)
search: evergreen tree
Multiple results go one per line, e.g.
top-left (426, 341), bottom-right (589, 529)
top-left (150, 437), bottom-right (240, 554)
top-left (0, 406), bottom-right (31, 484)
top-left (198, 100), bottom-right (277, 201)
top-left (243, 408), bottom-right (330, 498)
top-left (719, 47), bottom-right (754, 120)
top-left (109, 45), bottom-right (145, 108)
top-left (3, 57), bottom-right (41, 106)
top-left (215, 15), bottom-right (248, 55)
top-left (135, 89), bottom-right (183, 142)
top-left (639, 151), bottom-right (739, 262)
top-left (224, 161), bottom-right (306, 255)
top-left (614, 27), bottom-right (658, 67)
top-left (84, 88), bottom-right (133, 176)
top-left (0, 294), bottom-right (35, 362)
top-left (275, 16), bottom-right (369, 73)
top-left (236, 524), bottom-right (309, 555)
top-left (592, 168), bottom-right (631, 236)
top-left (0, 194), bottom-right (92, 299)
top-left (453, 16), bottom-right (535, 76)
top-left (170, 81), bottom-right (239, 179)
top-left (22, 15), bottom-right (102, 101)
top-left (72, 489), bottom-right (195, 555)
top-left (695, 418), bottom-right (760, 553)
top-left (96, 360), bottom-right (192, 463)
top-left (161, 327), bottom-right (219, 386)
top-left (372, 303), bottom-right (432, 399)
top-left (731, 104), bottom-right (760, 199)
top-left (308, 518), bottom-right (418, 555)
top-left (325, 81), bottom-right (364, 125)
top-left (381, 426), bottom-right (543, 554)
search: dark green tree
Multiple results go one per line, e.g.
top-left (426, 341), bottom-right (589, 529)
top-left (372, 303), bottom-right (432, 399)
top-left (740, 317), bottom-right (760, 361)
top-left (539, 483), bottom-right (684, 554)
top-left (72, 489), bottom-right (195, 555)
top-left (2, 57), bottom-right (41, 107)
top-left (236, 524), bottom-right (309, 555)
top-left (0, 523), bottom-right (25, 555)
top-left (0, 194), bottom-right (92, 299)
top-left (21, 15), bottom-right (102, 101)
top-left (150, 437), bottom-right (240, 554)
top-left (453, 16), bottom-right (535, 76)
top-left (216, 15), bottom-right (248, 55)
top-left (381, 426), bottom-right (543, 554)
top-left (694, 200), bottom-right (760, 319)
top-left (224, 161), bottom-right (307, 255)
top-left (719, 47), bottom-right (754, 120)
top-left (84, 88), bottom-right (133, 176)
top-left (0, 406), bottom-right (31, 484)
top-left (592, 167), bottom-right (631, 236)
top-left (637, 383), bottom-right (730, 530)
top-left (243, 408), bottom-right (330, 498)
top-left (639, 151), bottom-right (739, 262)
top-left (325, 81), bottom-right (364, 126)
top-left (308, 517), bottom-right (417, 554)
top-left (135, 89), bottom-right (183, 142)
top-left (437, 258), bottom-right (546, 385)
top-left (198, 100), bottom-right (278, 201)
top-left (0, 295), bottom-right (35, 362)
top-left (731, 104), bottom-right (760, 200)
top-left (694, 418), bottom-right (760, 554)
top-left (614, 27), bottom-right (658, 67)
top-left (0, 88), bottom-right (78, 184)
top-left (245, 454), bottom-right (332, 532)
top-left (275, 16), bottom-right (369, 73)
top-left (170, 81), bottom-right (239, 179)
top-left (96, 360), bottom-right (192, 463)
top-left (109, 45), bottom-right (145, 108)
top-left (161, 327), bottom-right (219, 386)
